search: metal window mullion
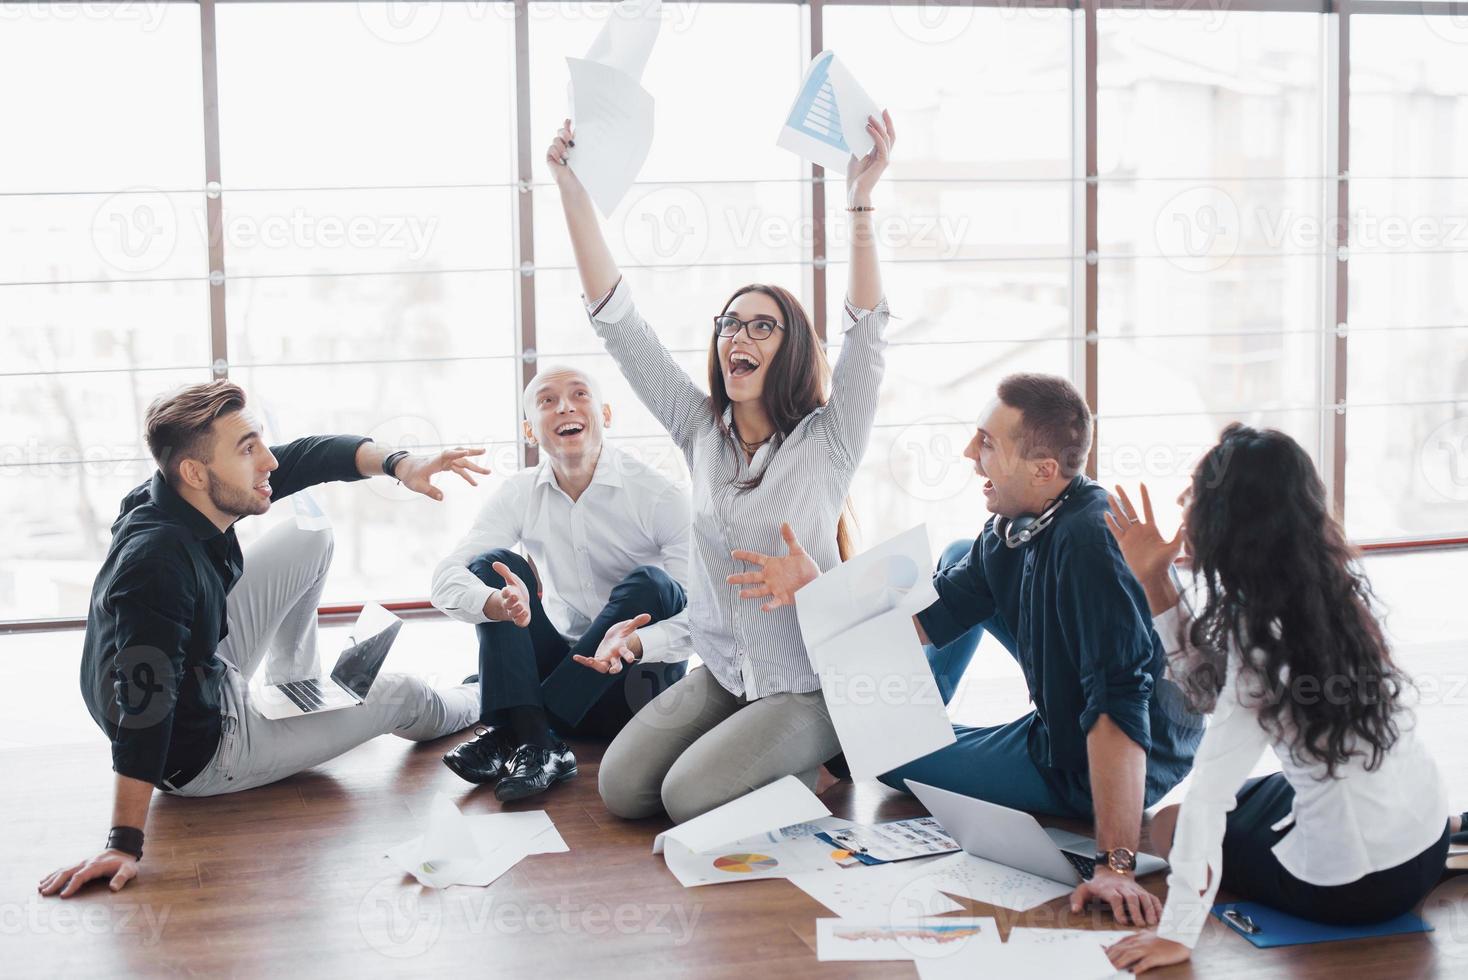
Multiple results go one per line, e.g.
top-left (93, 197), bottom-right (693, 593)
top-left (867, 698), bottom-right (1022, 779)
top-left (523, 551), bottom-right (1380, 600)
top-left (513, 0), bottom-right (538, 469)
top-left (810, 0), bottom-right (828, 343)
top-left (1081, 0), bottom-right (1099, 478)
top-left (200, 0), bottom-right (228, 379)
top-left (1330, 6), bottom-right (1351, 522)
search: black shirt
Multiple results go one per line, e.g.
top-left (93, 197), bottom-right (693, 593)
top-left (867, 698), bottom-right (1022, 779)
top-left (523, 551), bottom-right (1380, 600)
top-left (79, 435), bottom-right (369, 788)
top-left (916, 479), bottom-right (1204, 795)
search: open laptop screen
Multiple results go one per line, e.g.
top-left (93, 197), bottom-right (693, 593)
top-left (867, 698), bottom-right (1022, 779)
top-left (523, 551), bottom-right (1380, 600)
top-left (330, 604), bottom-right (403, 700)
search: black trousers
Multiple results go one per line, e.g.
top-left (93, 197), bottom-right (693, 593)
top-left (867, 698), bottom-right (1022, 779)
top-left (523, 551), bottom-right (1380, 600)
top-left (1219, 772), bottom-right (1449, 924)
top-left (467, 548), bottom-right (687, 739)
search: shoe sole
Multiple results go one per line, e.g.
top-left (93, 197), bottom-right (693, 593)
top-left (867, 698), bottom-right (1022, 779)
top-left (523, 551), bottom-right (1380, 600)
top-left (493, 766), bottom-right (578, 803)
top-left (442, 753), bottom-right (506, 785)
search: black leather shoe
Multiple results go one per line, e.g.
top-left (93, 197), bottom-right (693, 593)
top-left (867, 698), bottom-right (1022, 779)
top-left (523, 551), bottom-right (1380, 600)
top-left (493, 742), bottom-right (577, 802)
top-left (442, 726), bottom-right (517, 784)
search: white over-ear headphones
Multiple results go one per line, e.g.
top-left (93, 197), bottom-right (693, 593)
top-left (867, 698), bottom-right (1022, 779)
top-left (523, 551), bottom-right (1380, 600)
top-left (994, 475), bottom-right (1085, 549)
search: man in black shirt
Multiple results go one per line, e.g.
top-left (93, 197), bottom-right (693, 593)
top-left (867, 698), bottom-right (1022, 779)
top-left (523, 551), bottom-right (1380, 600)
top-left (38, 381), bottom-right (490, 898)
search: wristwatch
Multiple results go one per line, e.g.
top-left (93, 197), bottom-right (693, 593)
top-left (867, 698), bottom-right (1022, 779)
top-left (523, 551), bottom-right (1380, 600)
top-left (1095, 847), bottom-right (1137, 876)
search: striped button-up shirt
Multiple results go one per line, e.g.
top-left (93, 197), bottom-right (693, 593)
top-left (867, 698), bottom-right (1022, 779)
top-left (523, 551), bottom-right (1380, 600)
top-left (588, 277), bottom-right (888, 698)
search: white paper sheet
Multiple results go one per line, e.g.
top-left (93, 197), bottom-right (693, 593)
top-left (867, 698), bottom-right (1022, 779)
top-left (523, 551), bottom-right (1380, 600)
top-left (914, 928), bottom-right (1124, 980)
top-left (652, 774), bottom-right (831, 855)
top-left (661, 816), bottom-right (857, 887)
top-left (816, 917), bottom-right (998, 962)
top-left (566, 0), bottom-right (661, 216)
top-left (916, 851), bottom-right (1075, 912)
top-left (789, 858), bottom-right (966, 920)
top-left (385, 793), bottom-right (568, 889)
top-left (776, 50), bottom-right (881, 173)
top-left (795, 525), bottom-right (954, 781)
top-left (1007, 927), bottom-right (1137, 950)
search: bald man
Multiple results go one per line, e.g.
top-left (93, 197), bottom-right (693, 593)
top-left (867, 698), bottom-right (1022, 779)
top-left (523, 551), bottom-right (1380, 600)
top-left (430, 367), bottom-right (691, 801)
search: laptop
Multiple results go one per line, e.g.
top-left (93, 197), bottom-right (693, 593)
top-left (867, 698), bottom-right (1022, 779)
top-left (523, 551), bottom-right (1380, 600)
top-left (256, 603), bottom-right (403, 720)
top-left (906, 779), bottom-right (1168, 884)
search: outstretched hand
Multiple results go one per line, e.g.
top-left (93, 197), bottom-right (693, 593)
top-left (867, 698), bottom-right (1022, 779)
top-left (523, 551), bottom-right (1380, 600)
top-left (394, 448), bottom-right (491, 502)
top-left (1105, 483), bottom-right (1184, 586)
top-left (573, 613), bottom-right (649, 675)
top-left (546, 118), bottom-right (584, 193)
top-left (492, 562), bottom-right (532, 628)
top-left (727, 523), bottom-right (820, 612)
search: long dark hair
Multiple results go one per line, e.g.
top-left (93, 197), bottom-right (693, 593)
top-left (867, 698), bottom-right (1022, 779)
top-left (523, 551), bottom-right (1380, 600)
top-left (1181, 423), bottom-right (1404, 776)
top-left (708, 283), bottom-right (855, 560)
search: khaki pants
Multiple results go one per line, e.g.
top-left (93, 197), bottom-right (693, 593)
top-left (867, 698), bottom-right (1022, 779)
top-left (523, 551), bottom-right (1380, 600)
top-left (597, 666), bottom-right (840, 823)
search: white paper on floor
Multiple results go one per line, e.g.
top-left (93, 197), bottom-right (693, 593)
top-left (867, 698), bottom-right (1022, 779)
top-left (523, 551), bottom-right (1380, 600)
top-left (916, 851), bottom-right (1075, 911)
top-left (652, 774), bottom-right (830, 856)
top-left (914, 926), bottom-right (1124, 980)
top-left (662, 815), bottom-right (858, 887)
top-left (816, 916), bottom-right (999, 962)
top-left (385, 792), bottom-right (568, 888)
top-left (789, 857), bottom-right (965, 919)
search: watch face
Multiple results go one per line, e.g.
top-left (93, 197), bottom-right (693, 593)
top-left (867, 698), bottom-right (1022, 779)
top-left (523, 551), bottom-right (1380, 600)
top-left (1110, 848), bottom-right (1137, 873)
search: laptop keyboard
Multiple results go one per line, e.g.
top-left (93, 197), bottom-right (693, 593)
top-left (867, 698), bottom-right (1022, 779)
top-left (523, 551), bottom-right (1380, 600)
top-left (1064, 851), bottom-right (1097, 880)
top-left (280, 678), bottom-right (329, 713)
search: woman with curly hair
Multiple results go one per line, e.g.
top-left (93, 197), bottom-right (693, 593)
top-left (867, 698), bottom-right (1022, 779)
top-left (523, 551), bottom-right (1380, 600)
top-left (1104, 423), bottom-right (1454, 973)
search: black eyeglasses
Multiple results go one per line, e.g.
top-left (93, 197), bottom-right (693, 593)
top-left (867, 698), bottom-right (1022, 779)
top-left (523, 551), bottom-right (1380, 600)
top-left (713, 314), bottom-right (784, 341)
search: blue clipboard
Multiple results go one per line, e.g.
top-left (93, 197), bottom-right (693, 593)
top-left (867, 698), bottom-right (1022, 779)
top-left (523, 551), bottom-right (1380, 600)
top-left (1211, 901), bottom-right (1433, 949)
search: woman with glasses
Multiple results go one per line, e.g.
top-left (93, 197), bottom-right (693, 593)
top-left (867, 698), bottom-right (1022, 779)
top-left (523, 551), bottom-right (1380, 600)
top-left (545, 111), bottom-right (895, 821)
top-left (1101, 424), bottom-right (1452, 974)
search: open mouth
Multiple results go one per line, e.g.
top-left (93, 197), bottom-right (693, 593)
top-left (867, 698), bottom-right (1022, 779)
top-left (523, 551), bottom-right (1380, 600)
top-left (255, 480), bottom-right (272, 498)
top-left (982, 479), bottom-right (995, 495)
top-left (728, 350), bottom-right (761, 379)
top-left (554, 421), bottom-right (586, 437)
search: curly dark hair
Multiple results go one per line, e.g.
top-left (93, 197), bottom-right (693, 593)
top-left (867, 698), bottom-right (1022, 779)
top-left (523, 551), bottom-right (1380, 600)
top-left (1181, 423), bottom-right (1406, 776)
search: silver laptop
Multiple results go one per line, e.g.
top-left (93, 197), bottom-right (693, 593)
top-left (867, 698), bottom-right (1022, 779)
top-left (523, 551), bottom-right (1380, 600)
top-left (907, 779), bottom-right (1168, 884)
top-left (257, 603), bottom-right (403, 720)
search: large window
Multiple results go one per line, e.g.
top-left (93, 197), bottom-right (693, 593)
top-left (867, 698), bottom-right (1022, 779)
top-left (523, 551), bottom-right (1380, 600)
top-left (3, 1), bottom-right (1466, 624)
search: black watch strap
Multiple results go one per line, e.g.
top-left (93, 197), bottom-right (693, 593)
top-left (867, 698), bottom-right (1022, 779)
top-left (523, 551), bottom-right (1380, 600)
top-left (107, 825), bottom-right (144, 861)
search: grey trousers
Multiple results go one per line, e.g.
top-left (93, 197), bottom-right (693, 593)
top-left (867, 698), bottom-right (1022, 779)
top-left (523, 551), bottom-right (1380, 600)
top-left (598, 666), bottom-right (841, 823)
top-left (165, 519), bottom-right (478, 797)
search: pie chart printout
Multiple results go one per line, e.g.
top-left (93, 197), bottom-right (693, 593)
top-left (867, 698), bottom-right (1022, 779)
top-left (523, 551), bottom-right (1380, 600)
top-left (712, 853), bottom-right (780, 874)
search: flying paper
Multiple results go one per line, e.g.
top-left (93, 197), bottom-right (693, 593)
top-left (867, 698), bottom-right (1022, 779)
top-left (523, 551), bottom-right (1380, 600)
top-left (567, 0), bottom-right (661, 216)
top-left (777, 50), bottom-right (881, 173)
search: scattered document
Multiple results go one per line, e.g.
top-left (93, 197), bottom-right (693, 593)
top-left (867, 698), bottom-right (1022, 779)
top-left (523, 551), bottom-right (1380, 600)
top-left (816, 917), bottom-right (998, 962)
top-left (1007, 927), bottom-right (1137, 949)
top-left (916, 851), bottom-right (1075, 912)
top-left (567, 0), bottom-right (660, 215)
top-left (789, 857), bottom-right (965, 920)
top-left (652, 774), bottom-right (830, 856)
top-left (914, 928), bottom-right (1123, 980)
top-left (662, 816), bottom-right (859, 887)
top-left (385, 793), bottom-right (568, 889)
top-left (820, 817), bottom-right (960, 864)
top-left (795, 525), bottom-right (955, 781)
top-left (777, 50), bottom-right (881, 173)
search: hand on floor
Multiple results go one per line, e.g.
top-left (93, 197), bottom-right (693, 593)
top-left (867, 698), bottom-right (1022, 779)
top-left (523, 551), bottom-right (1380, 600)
top-left (1106, 930), bottom-right (1191, 974)
top-left (1070, 868), bottom-right (1162, 926)
top-left (38, 849), bottom-right (138, 898)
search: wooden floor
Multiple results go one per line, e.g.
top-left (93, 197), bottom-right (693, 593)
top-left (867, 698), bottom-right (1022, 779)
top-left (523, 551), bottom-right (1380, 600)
top-left (8, 721), bottom-right (1467, 979)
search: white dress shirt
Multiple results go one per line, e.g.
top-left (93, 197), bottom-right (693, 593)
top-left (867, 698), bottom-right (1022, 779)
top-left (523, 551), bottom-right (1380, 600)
top-left (587, 277), bottom-right (888, 699)
top-left (1153, 602), bottom-right (1447, 948)
top-left (430, 444), bottom-right (693, 663)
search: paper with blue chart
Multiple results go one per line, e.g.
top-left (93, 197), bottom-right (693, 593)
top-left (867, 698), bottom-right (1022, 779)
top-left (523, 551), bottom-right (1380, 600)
top-left (567, 0), bottom-right (661, 216)
top-left (777, 50), bottom-right (881, 173)
top-left (794, 525), bottom-right (955, 781)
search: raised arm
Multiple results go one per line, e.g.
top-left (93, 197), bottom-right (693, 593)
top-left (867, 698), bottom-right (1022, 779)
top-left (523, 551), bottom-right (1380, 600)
top-left (817, 112), bottom-right (896, 470)
top-left (545, 121), bottom-right (713, 450)
top-left (547, 118), bottom-right (621, 301)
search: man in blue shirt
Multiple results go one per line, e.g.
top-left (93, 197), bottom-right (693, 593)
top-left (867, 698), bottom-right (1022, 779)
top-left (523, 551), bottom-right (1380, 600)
top-left (730, 373), bottom-right (1203, 926)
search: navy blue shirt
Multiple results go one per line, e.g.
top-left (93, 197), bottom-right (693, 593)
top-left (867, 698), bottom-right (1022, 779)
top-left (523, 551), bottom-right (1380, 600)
top-left (79, 435), bottom-right (369, 788)
top-left (917, 479), bottom-right (1202, 800)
